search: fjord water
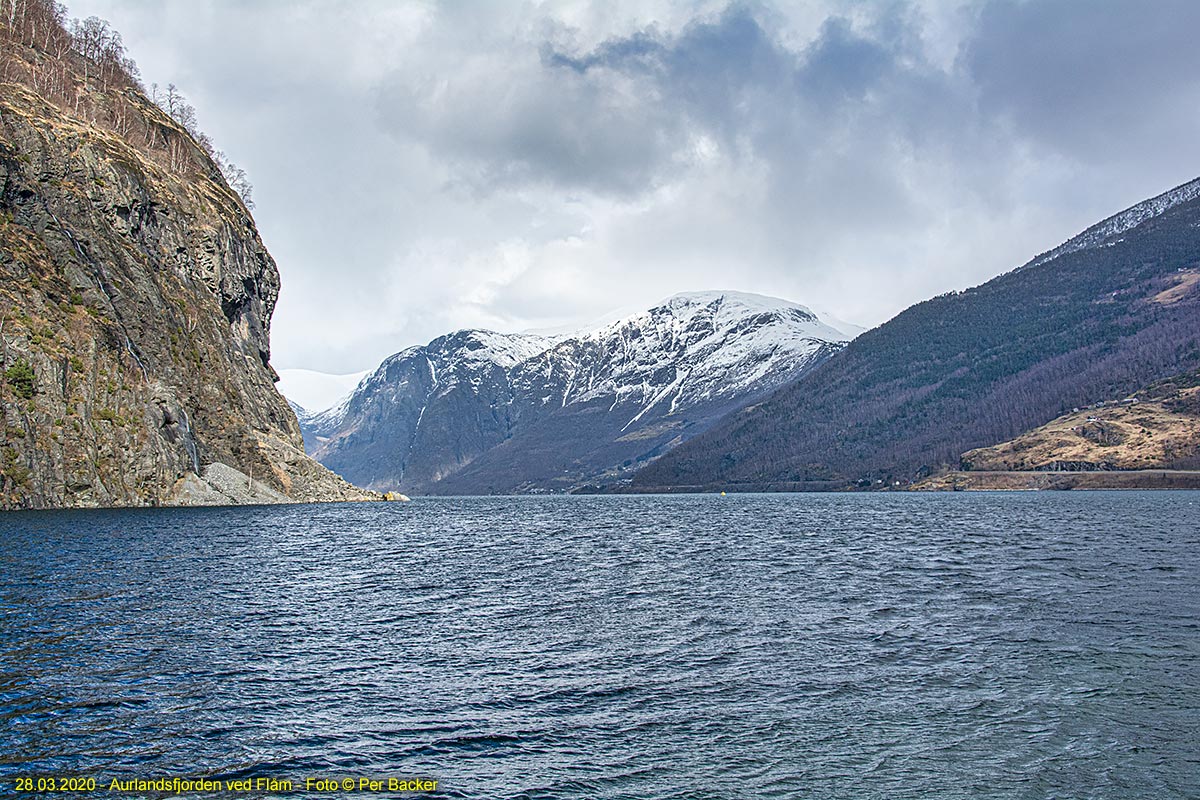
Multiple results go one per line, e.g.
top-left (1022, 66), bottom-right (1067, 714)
top-left (1, 494), bottom-right (1197, 799)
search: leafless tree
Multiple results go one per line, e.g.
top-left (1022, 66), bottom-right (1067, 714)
top-left (3, 0), bottom-right (254, 207)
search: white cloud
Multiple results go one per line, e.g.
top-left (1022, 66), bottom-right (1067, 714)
top-left (63, 0), bottom-right (1200, 374)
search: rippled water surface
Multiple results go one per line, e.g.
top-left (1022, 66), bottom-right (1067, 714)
top-left (1, 493), bottom-right (1198, 798)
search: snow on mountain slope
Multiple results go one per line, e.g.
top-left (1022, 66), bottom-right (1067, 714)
top-left (514, 291), bottom-right (854, 427)
top-left (303, 329), bottom-right (555, 482)
top-left (347, 330), bottom-right (553, 410)
top-left (310, 291), bottom-right (857, 493)
top-left (436, 330), bottom-right (554, 369)
top-left (1026, 177), bottom-right (1200, 269)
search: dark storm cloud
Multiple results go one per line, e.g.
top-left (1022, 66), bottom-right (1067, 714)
top-left (553, 6), bottom-right (799, 149)
top-left (385, 3), bottom-right (964, 206)
top-left (537, 5), bottom-right (970, 236)
top-left (383, 0), bottom-right (1200, 204)
top-left (800, 17), bottom-right (898, 106)
top-left (374, 25), bottom-right (687, 196)
top-left (541, 29), bottom-right (665, 74)
top-left (965, 0), bottom-right (1200, 162)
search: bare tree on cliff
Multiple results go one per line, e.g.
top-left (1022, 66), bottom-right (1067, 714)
top-left (3, 0), bottom-right (254, 209)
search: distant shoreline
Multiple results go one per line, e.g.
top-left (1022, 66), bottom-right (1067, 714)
top-left (595, 470), bottom-right (1200, 494)
top-left (910, 470), bottom-right (1200, 492)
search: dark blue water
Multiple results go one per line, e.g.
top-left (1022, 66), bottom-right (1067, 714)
top-left (1, 493), bottom-right (1198, 798)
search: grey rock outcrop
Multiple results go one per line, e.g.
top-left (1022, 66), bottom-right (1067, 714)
top-left (0, 79), bottom-right (375, 508)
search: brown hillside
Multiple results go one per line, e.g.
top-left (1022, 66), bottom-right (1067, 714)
top-left (961, 372), bottom-right (1200, 472)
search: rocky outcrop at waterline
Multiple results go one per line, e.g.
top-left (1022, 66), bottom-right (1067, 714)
top-left (0, 20), bottom-right (374, 508)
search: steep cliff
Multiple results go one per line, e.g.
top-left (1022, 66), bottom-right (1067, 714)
top-left (0, 17), bottom-right (373, 508)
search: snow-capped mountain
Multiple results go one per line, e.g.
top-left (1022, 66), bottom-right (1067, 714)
top-left (511, 291), bottom-right (849, 425)
top-left (289, 398), bottom-right (351, 453)
top-left (1026, 177), bottom-right (1200, 269)
top-left (635, 176), bottom-right (1200, 492)
top-left (308, 292), bottom-right (858, 493)
top-left (302, 329), bottom-right (553, 486)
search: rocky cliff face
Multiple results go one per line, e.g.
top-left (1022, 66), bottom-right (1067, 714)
top-left (303, 330), bottom-right (552, 492)
top-left (0, 79), bottom-right (372, 507)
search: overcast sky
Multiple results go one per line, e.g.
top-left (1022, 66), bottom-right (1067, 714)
top-left (66, 0), bottom-right (1200, 374)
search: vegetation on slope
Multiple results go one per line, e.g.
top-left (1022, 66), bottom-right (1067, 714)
top-left (0, 0), bottom-right (369, 507)
top-left (959, 370), bottom-right (1200, 473)
top-left (0, 0), bottom-right (252, 205)
top-left (633, 189), bottom-right (1200, 490)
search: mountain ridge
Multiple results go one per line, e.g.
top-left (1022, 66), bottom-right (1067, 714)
top-left (632, 177), bottom-right (1200, 491)
top-left (306, 291), bottom-right (856, 493)
top-left (1025, 177), bottom-right (1200, 270)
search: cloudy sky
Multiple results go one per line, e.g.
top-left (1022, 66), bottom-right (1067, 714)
top-left (67, 0), bottom-right (1200, 376)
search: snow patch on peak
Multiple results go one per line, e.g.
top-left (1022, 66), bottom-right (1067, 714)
top-left (310, 289), bottom-right (865, 491)
top-left (520, 289), bottom-right (860, 417)
top-left (650, 290), bottom-right (861, 341)
top-left (344, 290), bottom-right (861, 424)
top-left (292, 394), bottom-right (354, 443)
top-left (448, 330), bottom-right (556, 368)
top-left (1027, 176), bottom-right (1200, 269)
top-left (660, 289), bottom-right (811, 312)
top-left (358, 331), bottom-right (556, 400)
top-left (621, 290), bottom-right (858, 344)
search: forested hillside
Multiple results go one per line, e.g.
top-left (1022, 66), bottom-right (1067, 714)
top-left (957, 369), bottom-right (1200, 473)
top-left (633, 179), bottom-right (1200, 490)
